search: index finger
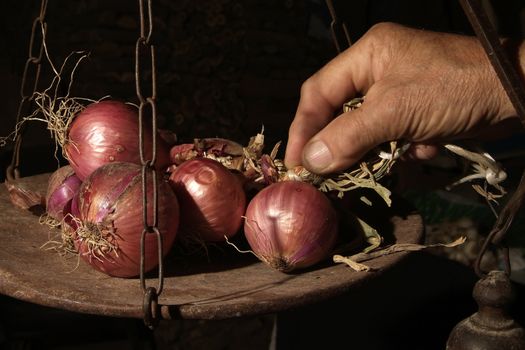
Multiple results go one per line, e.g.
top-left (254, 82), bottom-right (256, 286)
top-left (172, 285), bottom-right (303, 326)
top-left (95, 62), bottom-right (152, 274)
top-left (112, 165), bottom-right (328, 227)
top-left (284, 40), bottom-right (376, 169)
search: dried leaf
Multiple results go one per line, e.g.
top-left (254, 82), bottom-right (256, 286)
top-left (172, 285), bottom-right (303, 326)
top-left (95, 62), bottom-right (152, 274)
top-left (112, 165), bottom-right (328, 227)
top-left (334, 236), bottom-right (467, 271)
top-left (355, 216), bottom-right (383, 253)
top-left (333, 255), bottom-right (372, 271)
top-left (320, 172), bottom-right (392, 206)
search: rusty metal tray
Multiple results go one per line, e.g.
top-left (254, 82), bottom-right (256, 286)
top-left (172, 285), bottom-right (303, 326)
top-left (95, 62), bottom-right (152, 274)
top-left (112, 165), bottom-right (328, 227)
top-left (0, 172), bottom-right (423, 320)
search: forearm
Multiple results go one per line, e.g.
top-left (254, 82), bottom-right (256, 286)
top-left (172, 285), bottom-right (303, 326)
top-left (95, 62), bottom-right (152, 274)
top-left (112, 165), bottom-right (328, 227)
top-left (499, 39), bottom-right (525, 117)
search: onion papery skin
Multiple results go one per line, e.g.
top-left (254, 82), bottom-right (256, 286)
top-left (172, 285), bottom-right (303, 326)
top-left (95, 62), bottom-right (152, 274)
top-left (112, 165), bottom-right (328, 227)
top-left (168, 158), bottom-right (246, 242)
top-left (67, 191), bottom-right (81, 232)
top-left (65, 100), bottom-right (171, 181)
top-left (46, 165), bottom-right (82, 222)
top-left (243, 180), bottom-right (338, 273)
top-left (75, 162), bottom-right (179, 278)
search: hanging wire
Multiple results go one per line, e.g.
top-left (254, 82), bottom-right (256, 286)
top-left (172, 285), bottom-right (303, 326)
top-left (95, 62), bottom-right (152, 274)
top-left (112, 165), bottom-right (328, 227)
top-left (324, 0), bottom-right (352, 53)
top-left (7, 0), bottom-right (48, 181)
top-left (459, 0), bottom-right (525, 278)
top-left (135, 0), bottom-right (163, 329)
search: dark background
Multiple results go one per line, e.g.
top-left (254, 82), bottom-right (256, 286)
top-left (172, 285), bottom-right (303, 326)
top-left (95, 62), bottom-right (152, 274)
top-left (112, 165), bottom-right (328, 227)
top-left (1, 0), bottom-right (525, 349)
top-left (1, 0), bottom-right (524, 178)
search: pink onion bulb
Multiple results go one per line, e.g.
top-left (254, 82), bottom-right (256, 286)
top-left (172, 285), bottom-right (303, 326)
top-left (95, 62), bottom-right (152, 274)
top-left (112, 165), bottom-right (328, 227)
top-left (45, 165), bottom-right (82, 222)
top-left (75, 162), bottom-right (179, 277)
top-left (243, 180), bottom-right (338, 273)
top-left (65, 100), bottom-right (171, 181)
top-left (168, 158), bottom-right (246, 242)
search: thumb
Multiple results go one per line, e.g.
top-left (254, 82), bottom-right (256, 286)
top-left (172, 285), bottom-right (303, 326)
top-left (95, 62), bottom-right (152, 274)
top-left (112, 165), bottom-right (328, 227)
top-left (301, 101), bottom-right (394, 174)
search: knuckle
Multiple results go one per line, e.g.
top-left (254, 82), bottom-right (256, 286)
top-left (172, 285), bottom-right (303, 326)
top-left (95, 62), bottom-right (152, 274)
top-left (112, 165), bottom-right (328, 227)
top-left (366, 22), bottom-right (403, 42)
top-left (299, 77), bottom-right (316, 99)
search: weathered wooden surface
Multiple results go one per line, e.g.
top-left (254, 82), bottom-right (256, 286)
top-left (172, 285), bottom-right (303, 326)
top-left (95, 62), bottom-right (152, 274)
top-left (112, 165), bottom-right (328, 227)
top-left (0, 173), bottom-right (423, 320)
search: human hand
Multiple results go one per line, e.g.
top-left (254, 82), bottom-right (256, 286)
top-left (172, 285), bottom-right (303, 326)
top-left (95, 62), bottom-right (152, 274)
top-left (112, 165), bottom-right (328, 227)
top-left (284, 22), bottom-right (521, 175)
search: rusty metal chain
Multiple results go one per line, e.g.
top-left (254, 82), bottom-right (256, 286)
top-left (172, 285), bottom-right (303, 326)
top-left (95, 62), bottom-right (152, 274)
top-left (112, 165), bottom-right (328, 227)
top-left (7, 0), bottom-right (48, 181)
top-left (135, 0), bottom-right (163, 329)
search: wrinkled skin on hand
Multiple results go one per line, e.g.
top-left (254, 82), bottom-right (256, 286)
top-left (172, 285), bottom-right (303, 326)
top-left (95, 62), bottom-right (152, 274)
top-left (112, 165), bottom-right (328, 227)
top-left (285, 22), bottom-right (524, 175)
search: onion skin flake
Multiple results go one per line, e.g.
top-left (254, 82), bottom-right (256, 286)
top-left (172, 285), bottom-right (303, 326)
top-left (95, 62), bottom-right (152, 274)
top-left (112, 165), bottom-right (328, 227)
top-left (45, 165), bottom-right (81, 222)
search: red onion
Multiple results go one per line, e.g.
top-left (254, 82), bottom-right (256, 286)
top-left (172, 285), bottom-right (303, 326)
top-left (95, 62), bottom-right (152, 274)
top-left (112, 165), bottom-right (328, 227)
top-left (243, 180), bottom-right (338, 272)
top-left (65, 100), bottom-right (170, 181)
top-left (74, 162), bottom-right (179, 277)
top-left (168, 158), bottom-right (246, 242)
top-left (67, 190), bottom-right (81, 232)
top-left (45, 165), bottom-right (82, 222)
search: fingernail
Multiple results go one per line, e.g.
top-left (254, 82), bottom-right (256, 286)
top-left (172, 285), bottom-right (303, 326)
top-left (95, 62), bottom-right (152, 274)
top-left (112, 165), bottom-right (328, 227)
top-left (304, 140), bottom-right (332, 172)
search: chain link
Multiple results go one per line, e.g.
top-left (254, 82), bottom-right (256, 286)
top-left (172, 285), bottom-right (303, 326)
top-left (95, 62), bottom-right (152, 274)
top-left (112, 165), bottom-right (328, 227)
top-left (8, 0), bottom-right (48, 181)
top-left (135, 0), bottom-right (163, 329)
top-left (142, 286), bottom-right (159, 329)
